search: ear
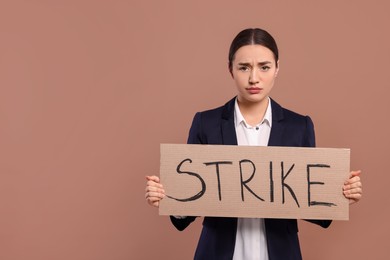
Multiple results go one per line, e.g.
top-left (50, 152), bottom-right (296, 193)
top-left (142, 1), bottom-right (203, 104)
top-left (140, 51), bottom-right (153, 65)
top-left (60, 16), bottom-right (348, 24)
top-left (228, 63), bottom-right (234, 78)
top-left (275, 60), bottom-right (280, 77)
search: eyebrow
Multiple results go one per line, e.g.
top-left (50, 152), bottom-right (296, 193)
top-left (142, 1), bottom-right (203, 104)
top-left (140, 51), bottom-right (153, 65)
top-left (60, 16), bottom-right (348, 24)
top-left (237, 61), bottom-right (272, 66)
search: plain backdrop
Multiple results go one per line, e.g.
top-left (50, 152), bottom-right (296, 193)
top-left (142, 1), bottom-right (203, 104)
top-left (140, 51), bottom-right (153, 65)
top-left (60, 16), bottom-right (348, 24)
top-left (0, 1), bottom-right (388, 259)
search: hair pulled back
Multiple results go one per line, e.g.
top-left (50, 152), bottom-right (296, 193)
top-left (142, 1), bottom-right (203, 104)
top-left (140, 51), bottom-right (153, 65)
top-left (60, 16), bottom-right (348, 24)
top-left (228, 28), bottom-right (279, 72)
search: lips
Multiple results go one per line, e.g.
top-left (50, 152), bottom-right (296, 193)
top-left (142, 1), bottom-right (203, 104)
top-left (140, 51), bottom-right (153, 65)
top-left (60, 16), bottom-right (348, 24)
top-left (246, 87), bottom-right (262, 94)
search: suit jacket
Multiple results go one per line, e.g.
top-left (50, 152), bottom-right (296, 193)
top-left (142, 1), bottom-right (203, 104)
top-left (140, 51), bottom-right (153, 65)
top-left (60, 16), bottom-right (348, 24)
top-left (170, 97), bottom-right (332, 260)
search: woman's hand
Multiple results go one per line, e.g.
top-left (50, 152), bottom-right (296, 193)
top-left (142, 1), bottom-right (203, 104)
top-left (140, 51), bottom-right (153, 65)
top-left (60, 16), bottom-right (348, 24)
top-left (145, 175), bottom-right (165, 208)
top-left (343, 170), bottom-right (362, 205)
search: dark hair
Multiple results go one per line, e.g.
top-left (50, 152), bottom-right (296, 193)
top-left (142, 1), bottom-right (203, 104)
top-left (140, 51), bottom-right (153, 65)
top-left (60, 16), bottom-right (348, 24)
top-left (228, 28), bottom-right (279, 72)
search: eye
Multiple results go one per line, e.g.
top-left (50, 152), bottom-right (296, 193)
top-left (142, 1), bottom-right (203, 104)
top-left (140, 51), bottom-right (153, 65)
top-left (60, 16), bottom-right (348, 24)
top-left (238, 66), bottom-right (250, 72)
top-left (260, 66), bottom-right (271, 71)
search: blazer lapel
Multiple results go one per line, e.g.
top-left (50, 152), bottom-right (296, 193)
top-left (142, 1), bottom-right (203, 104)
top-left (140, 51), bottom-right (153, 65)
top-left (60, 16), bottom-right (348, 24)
top-left (221, 97), bottom-right (238, 145)
top-left (268, 98), bottom-right (285, 147)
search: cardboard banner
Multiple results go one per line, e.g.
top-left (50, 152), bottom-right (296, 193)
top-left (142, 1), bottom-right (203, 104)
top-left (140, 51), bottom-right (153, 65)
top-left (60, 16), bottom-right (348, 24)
top-left (159, 144), bottom-right (350, 220)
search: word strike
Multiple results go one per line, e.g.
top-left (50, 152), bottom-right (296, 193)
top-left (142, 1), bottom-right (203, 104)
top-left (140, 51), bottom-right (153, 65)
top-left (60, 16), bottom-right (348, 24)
top-left (167, 158), bottom-right (337, 207)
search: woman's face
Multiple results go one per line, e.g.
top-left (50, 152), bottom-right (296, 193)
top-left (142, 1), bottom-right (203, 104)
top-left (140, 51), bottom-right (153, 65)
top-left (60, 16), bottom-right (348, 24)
top-left (231, 44), bottom-right (279, 104)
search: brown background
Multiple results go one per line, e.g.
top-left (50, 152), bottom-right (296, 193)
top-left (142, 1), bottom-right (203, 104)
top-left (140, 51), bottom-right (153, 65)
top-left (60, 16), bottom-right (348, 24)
top-left (0, 1), bottom-right (388, 259)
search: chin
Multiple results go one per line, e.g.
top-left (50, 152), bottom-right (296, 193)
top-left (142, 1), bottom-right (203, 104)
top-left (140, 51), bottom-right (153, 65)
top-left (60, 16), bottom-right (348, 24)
top-left (245, 95), bottom-right (268, 103)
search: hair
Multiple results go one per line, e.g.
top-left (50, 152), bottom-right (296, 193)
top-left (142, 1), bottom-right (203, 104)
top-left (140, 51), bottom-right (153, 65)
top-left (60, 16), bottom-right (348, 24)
top-left (228, 28), bottom-right (279, 73)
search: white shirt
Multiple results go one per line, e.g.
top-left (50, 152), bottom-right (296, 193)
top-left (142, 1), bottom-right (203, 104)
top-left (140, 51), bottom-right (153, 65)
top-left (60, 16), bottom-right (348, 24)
top-left (232, 97), bottom-right (272, 260)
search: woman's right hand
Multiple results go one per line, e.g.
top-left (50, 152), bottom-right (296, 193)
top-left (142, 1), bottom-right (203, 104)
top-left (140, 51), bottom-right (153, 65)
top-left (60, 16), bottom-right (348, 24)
top-left (145, 175), bottom-right (165, 208)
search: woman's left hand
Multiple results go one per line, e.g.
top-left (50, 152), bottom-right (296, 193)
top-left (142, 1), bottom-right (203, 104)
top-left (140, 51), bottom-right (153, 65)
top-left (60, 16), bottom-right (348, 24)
top-left (343, 170), bottom-right (363, 205)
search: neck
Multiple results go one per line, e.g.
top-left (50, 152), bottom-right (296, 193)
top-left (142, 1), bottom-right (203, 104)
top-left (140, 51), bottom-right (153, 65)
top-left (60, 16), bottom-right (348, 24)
top-left (237, 97), bottom-right (269, 126)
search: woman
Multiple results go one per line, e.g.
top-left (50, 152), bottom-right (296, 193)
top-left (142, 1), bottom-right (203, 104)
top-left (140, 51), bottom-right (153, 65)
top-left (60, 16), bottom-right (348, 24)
top-left (145, 28), bottom-right (362, 260)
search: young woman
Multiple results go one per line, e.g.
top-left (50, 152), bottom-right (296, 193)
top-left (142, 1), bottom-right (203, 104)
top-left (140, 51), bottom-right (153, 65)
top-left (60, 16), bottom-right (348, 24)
top-left (145, 28), bottom-right (362, 260)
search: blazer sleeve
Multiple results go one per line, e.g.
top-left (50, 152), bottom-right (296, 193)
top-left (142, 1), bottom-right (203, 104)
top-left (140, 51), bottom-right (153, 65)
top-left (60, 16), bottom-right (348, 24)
top-left (169, 113), bottom-right (202, 231)
top-left (304, 116), bottom-right (316, 147)
top-left (187, 112), bottom-right (204, 144)
top-left (304, 116), bottom-right (332, 228)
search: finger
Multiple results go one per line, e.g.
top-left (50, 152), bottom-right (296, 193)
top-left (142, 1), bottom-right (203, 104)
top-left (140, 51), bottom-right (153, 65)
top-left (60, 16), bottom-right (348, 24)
top-left (343, 180), bottom-right (362, 190)
top-left (345, 170), bottom-right (361, 184)
top-left (344, 193), bottom-right (362, 200)
top-left (343, 187), bottom-right (362, 205)
top-left (348, 176), bottom-right (362, 183)
top-left (146, 197), bottom-right (160, 208)
top-left (343, 187), bottom-right (362, 196)
top-left (345, 193), bottom-right (362, 200)
top-left (146, 175), bottom-right (160, 183)
top-left (145, 191), bottom-right (165, 200)
top-left (343, 177), bottom-right (363, 188)
top-left (146, 180), bottom-right (164, 190)
top-left (150, 201), bottom-right (160, 207)
top-left (146, 196), bottom-right (163, 204)
top-left (350, 170), bottom-right (361, 177)
top-left (145, 186), bottom-right (165, 196)
top-left (145, 185), bottom-right (165, 194)
top-left (146, 193), bottom-right (165, 208)
top-left (344, 176), bottom-right (362, 186)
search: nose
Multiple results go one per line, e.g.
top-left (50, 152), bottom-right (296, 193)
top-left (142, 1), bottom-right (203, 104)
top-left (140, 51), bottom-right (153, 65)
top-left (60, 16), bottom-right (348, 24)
top-left (249, 69), bottom-right (259, 85)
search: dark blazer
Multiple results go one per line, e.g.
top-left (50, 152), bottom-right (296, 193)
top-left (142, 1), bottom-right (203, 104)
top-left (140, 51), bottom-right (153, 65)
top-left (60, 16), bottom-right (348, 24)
top-left (170, 97), bottom-right (332, 260)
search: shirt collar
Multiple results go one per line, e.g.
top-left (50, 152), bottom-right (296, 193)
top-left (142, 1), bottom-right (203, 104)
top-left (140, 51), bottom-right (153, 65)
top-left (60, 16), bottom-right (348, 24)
top-left (234, 97), bottom-right (272, 128)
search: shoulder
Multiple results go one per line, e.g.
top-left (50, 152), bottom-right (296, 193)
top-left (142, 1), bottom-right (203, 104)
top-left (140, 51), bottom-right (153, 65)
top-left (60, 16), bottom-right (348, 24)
top-left (270, 98), bottom-right (315, 147)
top-left (200, 97), bottom-right (235, 116)
top-left (271, 98), bottom-right (313, 125)
top-left (194, 97), bottom-right (235, 123)
top-left (187, 97), bottom-right (235, 145)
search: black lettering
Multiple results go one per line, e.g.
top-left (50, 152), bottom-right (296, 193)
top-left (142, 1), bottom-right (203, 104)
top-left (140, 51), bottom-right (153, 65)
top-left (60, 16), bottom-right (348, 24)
top-left (204, 161), bottom-right (233, 201)
top-left (239, 159), bottom-right (264, 202)
top-left (167, 158), bottom-right (206, 202)
top-left (307, 164), bottom-right (337, 207)
top-left (281, 161), bottom-right (300, 207)
top-left (270, 161), bottom-right (274, 202)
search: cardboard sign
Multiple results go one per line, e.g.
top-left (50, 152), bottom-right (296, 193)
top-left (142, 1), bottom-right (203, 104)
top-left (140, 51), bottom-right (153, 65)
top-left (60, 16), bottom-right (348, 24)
top-left (159, 144), bottom-right (350, 220)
